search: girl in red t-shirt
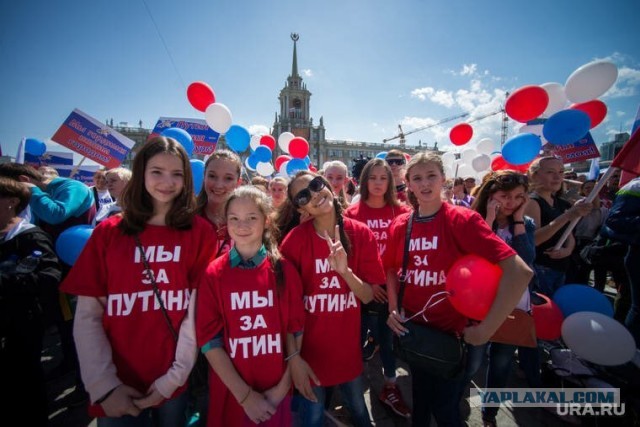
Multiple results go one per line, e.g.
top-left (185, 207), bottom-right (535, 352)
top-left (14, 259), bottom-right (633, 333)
top-left (61, 136), bottom-right (217, 426)
top-left (196, 149), bottom-right (243, 257)
top-left (196, 186), bottom-right (305, 426)
top-left (343, 158), bottom-right (412, 418)
top-left (276, 171), bottom-right (384, 427)
top-left (384, 152), bottom-right (533, 426)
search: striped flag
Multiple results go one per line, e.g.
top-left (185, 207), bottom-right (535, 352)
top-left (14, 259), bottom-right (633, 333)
top-left (618, 104), bottom-right (640, 186)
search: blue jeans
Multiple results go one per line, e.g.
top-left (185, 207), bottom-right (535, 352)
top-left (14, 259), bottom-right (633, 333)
top-left (533, 264), bottom-right (566, 297)
top-left (362, 309), bottom-right (396, 378)
top-left (97, 392), bottom-right (188, 427)
top-left (624, 245), bottom-right (640, 347)
top-left (410, 363), bottom-right (463, 427)
top-left (293, 375), bottom-right (372, 427)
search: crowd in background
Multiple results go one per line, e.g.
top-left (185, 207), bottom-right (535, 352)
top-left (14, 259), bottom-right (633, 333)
top-left (0, 139), bottom-right (638, 427)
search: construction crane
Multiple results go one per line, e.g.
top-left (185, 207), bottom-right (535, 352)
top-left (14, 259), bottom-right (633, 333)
top-left (383, 108), bottom-right (505, 145)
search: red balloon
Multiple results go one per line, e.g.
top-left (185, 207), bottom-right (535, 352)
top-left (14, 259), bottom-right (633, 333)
top-left (505, 85), bottom-right (549, 123)
top-left (187, 81), bottom-right (215, 112)
top-left (260, 135), bottom-right (276, 151)
top-left (532, 292), bottom-right (564, 340)
top-left (275, 155), bottom-right (292, 171)
top-left (446, 254), bottom-right (503, 320)
top-left (288, 137), bottom-right (309, 159)
top-left (570, 99), bottom-right (607, 129)
top-left (449, 123), bottom-right (473, 146)
top-left (309, 164), bottom-right (318, 172)
top-left (491, 155), bottom-right (532, 173)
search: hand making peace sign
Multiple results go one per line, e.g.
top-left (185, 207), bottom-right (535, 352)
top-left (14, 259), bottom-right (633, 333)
top-left (324, 225), bottom-right (349, 276)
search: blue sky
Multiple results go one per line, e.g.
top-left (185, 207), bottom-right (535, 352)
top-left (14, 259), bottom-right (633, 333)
top-left (1, 0), bottom-right (639, 162)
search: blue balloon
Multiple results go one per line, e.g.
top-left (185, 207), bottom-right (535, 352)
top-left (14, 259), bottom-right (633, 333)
top-left (286, 158), bottom-right (308, 175)
top-left (501, 133), bottom-right (541, 165)
top-left (25, 138), bottom-right (46, 156)
top-left (190, 159), bottom-right (204, 194)
top-left (543, 109), bottom-right (590, 146)
top-left (161, 128), bottom-right (194, 156)
top-left (552, 284), bottom-right (614, 318)
top-left (55, 225), bottom-right (93, 266)
top-left (247, 155), bottom-right (260, 170)
top-left (303, 156), bottom-right (311, 166)
top-left (225, 125), bottom-right (250, 153)
top-left (253, 146), bottom-right (272, 162)
top-left (376, 151), bottom-right (388, 159)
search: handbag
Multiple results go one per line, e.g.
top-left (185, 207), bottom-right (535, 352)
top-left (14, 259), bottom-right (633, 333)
top-left (393, 214), bottom-right (467, 379)
top-left (489, 308), bottom-right (537, 348)
top-left (135, 236), bottom-right (209, 396)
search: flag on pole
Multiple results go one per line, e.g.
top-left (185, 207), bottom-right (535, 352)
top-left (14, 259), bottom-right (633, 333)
top-left (588, 157), bottom-right (600, 181)
top-left (15, 137), bottom-right (25, 164)
top-left (632, 104), bottom-right (640, 136)
top-left (611, 127), bottom-right (640, 176)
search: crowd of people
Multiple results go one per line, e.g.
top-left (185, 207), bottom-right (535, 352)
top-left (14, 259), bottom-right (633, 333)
top-left (0, 137), bottom-right (638, 427)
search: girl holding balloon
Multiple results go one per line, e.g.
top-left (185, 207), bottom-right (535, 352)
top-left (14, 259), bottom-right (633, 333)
top-left (385, 152), bottom-right (533, 426)
top-left (61, 137), bottom-right (217, 426)
top-left (462, 170), bottom-right (541, 426)
top-left (276, 171), bottom-right (383, 427)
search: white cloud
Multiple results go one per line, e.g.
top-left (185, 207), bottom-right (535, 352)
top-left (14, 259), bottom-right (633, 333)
top-left (460, 64), bottom-right (477, 76)
top-left (410, 87), bottom-right (455, 107)
top-left (616, 111), bottom-right (626, 117)
top-left (302, 69), bottom-right (313, 77)
top-left (248, 124), bottom-right (270, 135)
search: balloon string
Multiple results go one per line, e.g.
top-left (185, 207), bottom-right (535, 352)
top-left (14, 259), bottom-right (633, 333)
top-left (404, 291), bottom-right (450, 323)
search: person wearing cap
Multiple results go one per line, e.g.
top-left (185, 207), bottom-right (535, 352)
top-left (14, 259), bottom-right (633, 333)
top-left (463, 177), bottom-right (476, 194)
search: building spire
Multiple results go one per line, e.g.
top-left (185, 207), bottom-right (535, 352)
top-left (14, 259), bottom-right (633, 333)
top-left (291, 33), bottom-right (299, 78)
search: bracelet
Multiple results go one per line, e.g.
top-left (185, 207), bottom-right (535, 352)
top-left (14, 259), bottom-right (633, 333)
top-left (238, 388), bottom-right (251, 405)
top-left (285, 350), bottom-right (300, 361)
top-left (513, 221), bottom-right (525, 225)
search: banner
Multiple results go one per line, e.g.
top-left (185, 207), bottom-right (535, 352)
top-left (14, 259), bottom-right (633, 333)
top-left (545, 132), bottom-right (600, 164)
top-left (55, 164), bottom-right (101, 185)
top-left (51, 109), bottom-right (135, 168)
top-left (151, 117), bottom-right (219, 155)
top-left (24, 151), bottom-right (74, 168)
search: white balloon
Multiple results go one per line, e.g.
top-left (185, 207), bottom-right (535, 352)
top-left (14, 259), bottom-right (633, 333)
top-left (457, 164), bottom-right (475, 179)
top-left (441, 151), bottom-right (456, 167)
top-left (279, 161), bottom-right (289, 176)
top-left (244, 157), bottom-right (256, 172)
top-left (518, 123), bottom-right (548, 145)
top-left (278, 132), bottom-right (295, 153)
top-left (461, 148), bottom-right (477, 164)
top-left (205, 103), bottom-right (232, 134)
top-left (256, 161), bottom-right (275, 177)
top-left (443, 164), bottom-right (454, 179)
top-left (476, 138), bottom-right (495, 155)
top-left (250, 134), bottom-right (262, 152)
top-left (561, 311), bottom-right (636, 366)
top-left (540, 82), bottom-right (567, 117)
top-left (565, 61), bottom-right (618, 103)
top-left (471, 154), bottom-right (491, 173)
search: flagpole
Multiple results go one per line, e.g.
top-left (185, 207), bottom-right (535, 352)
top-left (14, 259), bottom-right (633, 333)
top-left (70, 156), bottom-right (87, 179)
top-left (552, 166), bottom-right (618, 250)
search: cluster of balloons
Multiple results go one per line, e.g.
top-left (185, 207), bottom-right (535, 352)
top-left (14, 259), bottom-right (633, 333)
top-left (500, 60), bottom-right (617, 166)
top-left (534, 284), bottom-right (634, 367)
top-left (273, 132), bottom-right (316, 176)
top-left (440, 137), bottom-right (496, 180)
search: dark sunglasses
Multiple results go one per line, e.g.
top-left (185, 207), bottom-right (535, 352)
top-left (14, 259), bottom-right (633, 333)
top-left (293, 176), bottom-right (326, 207)
top-left (386, 158), bottom-right (406, 166)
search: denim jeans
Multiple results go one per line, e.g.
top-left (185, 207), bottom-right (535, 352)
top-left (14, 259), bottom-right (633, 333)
top-left (624, 245), bottom-right (640, 348)
top-left (97, 392), bottom-right (188, 427)
top-left (410, 363), bottom-right (463, 427)
top-left (293, 375), bottom-right (372, 427)
top-left (533, 264), bottom-right (566, 297)
top-left (461, 343), bottom-right (540, 422)
top-left (362, 310), bottom-right (396, 378)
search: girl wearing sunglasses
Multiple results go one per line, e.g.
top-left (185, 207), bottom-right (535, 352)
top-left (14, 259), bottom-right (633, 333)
top-left (276, 171), bottom-right (384, 427)
top-left (385, 152), bottom-right (533, 426)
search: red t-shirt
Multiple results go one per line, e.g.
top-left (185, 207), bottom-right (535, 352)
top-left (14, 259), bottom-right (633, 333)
top-left (196, 254), bottom-right (305, 427)
top-left (344, 202), bottom-right (411, 257)
top-left (383, 203), bottom-right (515, 334)
top-left (60, 215), bottom-right (217, 414)
top-left (280, 218), bottom-right (386, 386)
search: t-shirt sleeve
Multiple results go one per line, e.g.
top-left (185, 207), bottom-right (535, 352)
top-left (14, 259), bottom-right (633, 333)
top-left (195, 263), bottom-right (224, 349)
top-left (60, 221), bottom-right (110, 297)
top-left (282, 260), bottom-right (305, 334)
top-left (455, 209), bottom-right (516, 264)
top-left (352, 222), bottom-right (386, 285)
top-left (383, 214), bottom-right (406, 271)
top-left (279, 229), bottom-right (301, 270)
top-left (189, 219), bottom-right (218, 288)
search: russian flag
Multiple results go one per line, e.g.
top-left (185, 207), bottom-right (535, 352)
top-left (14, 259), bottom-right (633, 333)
top-left (588, 157), bottom-right (600, 181)
top-left (617, 104), bottom-right (640, 186)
